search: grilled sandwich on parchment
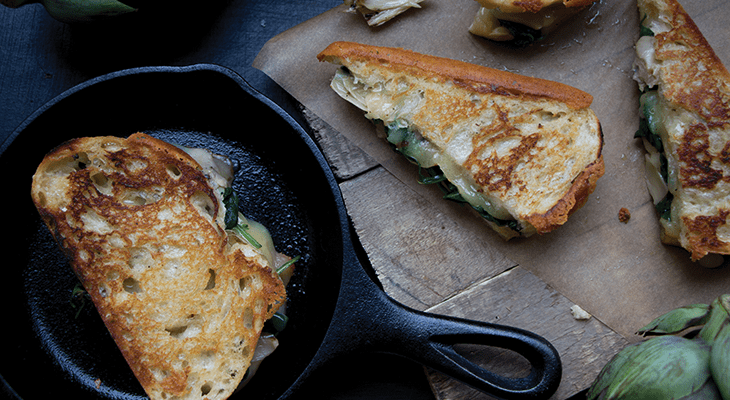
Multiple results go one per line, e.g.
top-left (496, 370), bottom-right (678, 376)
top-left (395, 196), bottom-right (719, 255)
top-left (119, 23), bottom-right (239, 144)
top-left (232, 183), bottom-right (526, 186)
top-left (633, 0), bottom-right (730, 265)
top-left (318, 41), bottom-right (604, 239)
top-left (468, 0), bottom-right (597, 46)
top-left (30, 133), bottom-right (292, 399)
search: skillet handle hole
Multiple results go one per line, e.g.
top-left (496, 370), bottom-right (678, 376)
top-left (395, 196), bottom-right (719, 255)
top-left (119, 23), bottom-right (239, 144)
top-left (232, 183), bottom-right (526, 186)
top-left (450, 343), bottom-right (531, 379)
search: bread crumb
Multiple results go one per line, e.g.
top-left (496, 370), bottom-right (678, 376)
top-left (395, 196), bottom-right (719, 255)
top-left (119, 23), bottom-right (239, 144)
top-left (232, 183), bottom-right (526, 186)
top-left (618, 207), bottom-right (631, 223)
top-left (571, 304), bottom-right (591, 320)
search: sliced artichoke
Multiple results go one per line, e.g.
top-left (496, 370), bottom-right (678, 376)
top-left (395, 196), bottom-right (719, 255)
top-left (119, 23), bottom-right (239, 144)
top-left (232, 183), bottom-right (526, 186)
top-left (343, 0), bottom-right (423, 26)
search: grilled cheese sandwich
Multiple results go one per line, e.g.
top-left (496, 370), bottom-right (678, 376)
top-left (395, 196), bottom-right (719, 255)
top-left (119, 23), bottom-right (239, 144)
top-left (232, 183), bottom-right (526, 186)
top-left (318, 41), bottom-right (604, 239)
top-left (632, 0), bottom-right (730, 264)
top-left (30, 133), bottom-right (292, 399)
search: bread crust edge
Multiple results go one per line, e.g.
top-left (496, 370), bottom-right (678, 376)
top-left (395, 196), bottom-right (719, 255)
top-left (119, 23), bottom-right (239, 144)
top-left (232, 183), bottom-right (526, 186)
top-left (317, 41), bottom-right (594, 110)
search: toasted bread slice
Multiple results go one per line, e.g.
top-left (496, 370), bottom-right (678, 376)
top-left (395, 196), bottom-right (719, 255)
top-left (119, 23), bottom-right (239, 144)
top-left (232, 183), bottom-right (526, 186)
top-left (30, 133), bottom-right (286, 399)
top-left (318, 41), bottom-right (604, 239)
top-left (633, 0), bottom-right (730, 262)
top-left (469, 0), bottom-right (597, 44)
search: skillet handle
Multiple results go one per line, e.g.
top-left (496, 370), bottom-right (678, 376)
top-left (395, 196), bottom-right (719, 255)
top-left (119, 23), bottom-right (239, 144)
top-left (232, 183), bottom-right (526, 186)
top-left (383, 300), bottom-right (562, 400)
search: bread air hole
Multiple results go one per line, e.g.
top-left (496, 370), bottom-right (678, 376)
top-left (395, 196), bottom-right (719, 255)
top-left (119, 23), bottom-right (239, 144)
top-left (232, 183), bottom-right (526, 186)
top-left (122, 277), bottom-right (143, 294)
top-left (72, 152), bottom-right (91, 170)
top-left (201, 383), bottom-right (212, 396)
top-left (205, 269), bottom-right (216, 290)
top-left (120, 186), bottom-right (164, 206)
top-left (90, 171), bottom-right (113, 196)
top-left (191, 191), bottom-right (216, 222)
top-left (127, 247), bottom-right (154, 270)
top-left (243, 306), bottom-right (254, 329)
top-left (165, 325), bottom-right (189, 338)
top-left (166, 164), bottom-right (182, 179)
top-left (239, 276), bottom-right (253, 299)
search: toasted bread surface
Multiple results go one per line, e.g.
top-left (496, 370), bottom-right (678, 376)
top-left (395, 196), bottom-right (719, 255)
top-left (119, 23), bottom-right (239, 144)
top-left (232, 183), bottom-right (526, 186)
top-left (319, 42), bottom-right (604, 237)
top-left (634, 0), bottom-right (730, 260)
top-left (31, 133), bottom-right (285, 399)
top-left (318, 41), bottom-right (593, 110)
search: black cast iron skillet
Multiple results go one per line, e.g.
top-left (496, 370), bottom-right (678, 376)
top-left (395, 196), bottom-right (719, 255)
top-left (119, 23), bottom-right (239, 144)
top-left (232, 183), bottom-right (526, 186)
top-left (0, 64), bottom-right (561, 400)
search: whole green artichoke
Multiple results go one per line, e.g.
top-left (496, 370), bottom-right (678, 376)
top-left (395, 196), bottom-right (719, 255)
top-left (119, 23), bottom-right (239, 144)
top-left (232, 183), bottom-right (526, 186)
top-left (1, 0), bottom-right (136, 23)
top-left (586, 335), bottom-right (721, 399)
top-left (587, 294), bottom-right (730, 400)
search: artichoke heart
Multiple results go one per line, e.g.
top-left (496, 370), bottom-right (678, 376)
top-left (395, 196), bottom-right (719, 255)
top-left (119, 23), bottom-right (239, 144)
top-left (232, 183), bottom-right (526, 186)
top-left (344, 0), bottom-right (423, 26)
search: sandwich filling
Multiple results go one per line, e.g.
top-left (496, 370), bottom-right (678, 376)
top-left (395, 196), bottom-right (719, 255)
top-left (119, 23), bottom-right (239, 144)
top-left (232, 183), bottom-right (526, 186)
top-left (179, 144), bottom-right (295, 386)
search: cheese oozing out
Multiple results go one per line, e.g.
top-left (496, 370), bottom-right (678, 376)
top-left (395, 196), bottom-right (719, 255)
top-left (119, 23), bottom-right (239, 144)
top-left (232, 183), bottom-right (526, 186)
top-left (330, 67), bottom-right (516, 224)
top-left (178, 144), bottom-right (292, 385)
top-left (634, 32), bottom-right (687, 243)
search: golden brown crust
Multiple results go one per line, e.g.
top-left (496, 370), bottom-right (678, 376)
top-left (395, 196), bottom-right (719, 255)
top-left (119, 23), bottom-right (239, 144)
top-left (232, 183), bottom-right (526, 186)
top-left (648, 0), bottom-right (730, 124)
top-left (524, 138), bottom-right (604, 233)
top-left (637, 0), bottom-right (730, 260)
top-left (317, 41), bottom-right (593, 110)
top-left (30, 133), bottom-right (285, 399)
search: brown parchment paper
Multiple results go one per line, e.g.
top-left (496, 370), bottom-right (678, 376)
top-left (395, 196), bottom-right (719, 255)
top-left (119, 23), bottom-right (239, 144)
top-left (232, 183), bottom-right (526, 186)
top-left (253, 0), bottom-right (730, 341)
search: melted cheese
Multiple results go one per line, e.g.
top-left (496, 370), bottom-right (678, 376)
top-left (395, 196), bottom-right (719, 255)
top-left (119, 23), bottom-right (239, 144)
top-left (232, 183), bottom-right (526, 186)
top-left (177, 145), bottom-right (235, 192)
top-left (634, 36), bottom-right (660, 90)
top-left (182, 144), bottom-right (292, 387)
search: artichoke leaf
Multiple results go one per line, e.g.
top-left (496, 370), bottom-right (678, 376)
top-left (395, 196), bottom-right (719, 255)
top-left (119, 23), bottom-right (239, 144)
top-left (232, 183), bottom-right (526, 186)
top-left (637, 303), bottom-right (711, 336)
top-left (699, 294), bottom-right (730, 346)
top-left (710, 323), bottom-right (730, 400)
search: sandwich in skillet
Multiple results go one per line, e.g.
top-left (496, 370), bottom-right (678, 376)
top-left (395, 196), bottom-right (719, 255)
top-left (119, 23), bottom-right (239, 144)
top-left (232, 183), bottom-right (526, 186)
top-left (317, 41), bottom-right (604, 239)
top-left (633, 0), bottom-right (730, 264)
top-left (30, 133), bottom-right (294, 399)
top-left (468, 0), bottom-right (597, 46)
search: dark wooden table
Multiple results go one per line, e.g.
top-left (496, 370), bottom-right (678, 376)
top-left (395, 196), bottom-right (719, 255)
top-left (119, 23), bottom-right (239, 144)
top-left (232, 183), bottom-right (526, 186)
top-left (0, 1), bottom-right (434, 398)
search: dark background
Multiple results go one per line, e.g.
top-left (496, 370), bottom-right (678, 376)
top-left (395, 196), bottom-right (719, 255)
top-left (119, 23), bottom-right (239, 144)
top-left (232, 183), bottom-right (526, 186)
top-left (0, 1), bottom-right (434, 399)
